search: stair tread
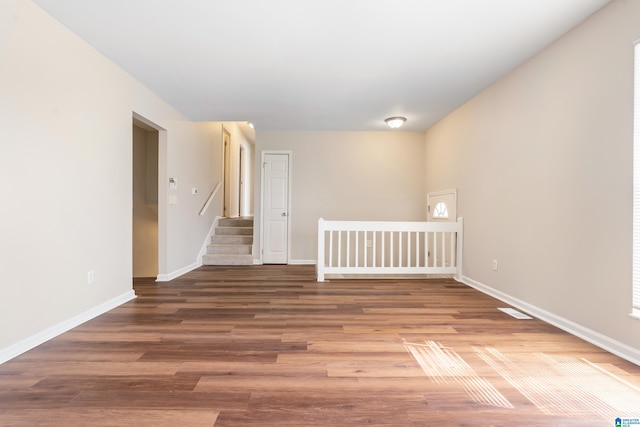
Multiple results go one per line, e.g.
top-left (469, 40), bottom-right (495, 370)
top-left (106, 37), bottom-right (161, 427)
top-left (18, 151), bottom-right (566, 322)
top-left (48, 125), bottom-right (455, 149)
top-left (211, 236), bottom-right (253, 242)
top-left (215, 228), bottom-right (253, 235)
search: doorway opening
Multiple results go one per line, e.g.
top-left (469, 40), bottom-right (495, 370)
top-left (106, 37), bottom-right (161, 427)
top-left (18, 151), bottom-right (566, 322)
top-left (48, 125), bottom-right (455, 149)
top-left (223, 128), bottom-right (231, 217)
top-left (132, 114), bottom-right (165, 279)
top-left (221, 124), bottom-right (255, 218)
top-left (239, 144), bottom-right (245, 216)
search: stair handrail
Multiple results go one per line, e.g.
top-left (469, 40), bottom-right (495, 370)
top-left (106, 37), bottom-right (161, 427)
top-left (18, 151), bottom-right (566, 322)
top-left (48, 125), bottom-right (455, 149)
top-left (199, 182), bottom-right (221, 216)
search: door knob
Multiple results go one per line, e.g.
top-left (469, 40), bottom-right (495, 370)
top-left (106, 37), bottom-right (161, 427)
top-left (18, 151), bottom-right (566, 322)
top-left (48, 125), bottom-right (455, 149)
top-left (281, 212), bottom-right (287, 216)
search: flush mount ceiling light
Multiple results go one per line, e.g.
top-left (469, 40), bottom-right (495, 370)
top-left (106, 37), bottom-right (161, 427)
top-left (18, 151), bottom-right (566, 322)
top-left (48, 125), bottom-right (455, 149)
top-left (385, 116), bottom-right (406, 129)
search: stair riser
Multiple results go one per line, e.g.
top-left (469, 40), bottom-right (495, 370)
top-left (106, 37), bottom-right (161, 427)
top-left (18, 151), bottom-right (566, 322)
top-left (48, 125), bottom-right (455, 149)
top-left (202, 254), bottom-right (253, 266)
top-left (215, 227), bottom-right (253, 236)
top-left (211, 236), bottom-right (253, 245)
top-left (207, 245), bottom-right (252, 255)
top-left (219, 218), bottom-right (253, 227)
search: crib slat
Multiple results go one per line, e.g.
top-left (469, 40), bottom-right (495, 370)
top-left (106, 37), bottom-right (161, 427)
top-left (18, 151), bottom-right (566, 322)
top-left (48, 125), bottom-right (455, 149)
top-left (373, 231), bottom-right (377, 267)
top-left (450, 231), bottom-right (455, 267)
top-left (329, 231), bottom-right (333, 268)
top-left (433, 232), bottom-right (438, 268)
top-left (440, 232), bottom-right (447, 267)
top-left (390, 232), bottom-right (395, 267)
top-left (406, 232), bottom-right (411, 268)
top-left (425, 231), bottom-right (430, 267)
top-left (355, 231), bottom-right (359, 268)
top-left (363, 231), bottom-right (367, 268)
top-left (338, 231), bottom-right (342, 268)
top-left (348, 231), bottom-right (351, 266)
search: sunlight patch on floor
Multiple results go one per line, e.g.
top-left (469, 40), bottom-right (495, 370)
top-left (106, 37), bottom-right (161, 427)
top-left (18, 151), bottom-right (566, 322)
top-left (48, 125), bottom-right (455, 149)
top-left (405, 339), bottom-right (640, 421)
top-left (481, 349), bottom-right (640, 420)
top-left (477, 348), bottom-right (608, 419)
top-left (404, 340), bottom-right (514, 409)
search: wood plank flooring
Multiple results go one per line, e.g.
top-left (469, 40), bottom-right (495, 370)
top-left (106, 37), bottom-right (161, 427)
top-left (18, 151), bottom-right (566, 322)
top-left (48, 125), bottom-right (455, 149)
top-left (1, 265), bottom-right (640, 426)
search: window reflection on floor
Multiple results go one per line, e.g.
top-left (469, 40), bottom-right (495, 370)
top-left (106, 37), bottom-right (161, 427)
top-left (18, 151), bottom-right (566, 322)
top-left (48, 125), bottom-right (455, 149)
top-left (405, 340), bottom-right (640, 421)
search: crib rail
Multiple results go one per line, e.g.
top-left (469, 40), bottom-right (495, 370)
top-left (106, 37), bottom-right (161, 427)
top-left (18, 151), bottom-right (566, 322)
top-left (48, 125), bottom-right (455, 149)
top-left (317, 218), bottom-right (463, 282)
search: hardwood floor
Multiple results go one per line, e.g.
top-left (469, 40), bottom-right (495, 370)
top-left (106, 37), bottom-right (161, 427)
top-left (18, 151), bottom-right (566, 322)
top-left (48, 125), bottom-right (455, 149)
top-left (1, 265), bottom-right (640, 426)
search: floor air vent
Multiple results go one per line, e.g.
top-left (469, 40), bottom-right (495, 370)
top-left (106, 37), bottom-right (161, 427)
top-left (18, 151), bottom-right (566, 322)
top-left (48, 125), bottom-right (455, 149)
top-left (498, 307), bottom-right (532, 319)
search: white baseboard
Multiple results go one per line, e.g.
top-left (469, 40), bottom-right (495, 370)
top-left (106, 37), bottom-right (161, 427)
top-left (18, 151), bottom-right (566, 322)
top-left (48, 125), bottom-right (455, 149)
top-left (459, 275), bottom-right (640, 367)
top-left (289, 259), bottom-right (316, 265)
top-left (157, 218), bottom-right (216, 282)
top-left (0, 290), bottom-right (136, 365)
top-left (251, 259), bottom-right (315, 265)
top-left (157, 261), bottom-right (200, 282)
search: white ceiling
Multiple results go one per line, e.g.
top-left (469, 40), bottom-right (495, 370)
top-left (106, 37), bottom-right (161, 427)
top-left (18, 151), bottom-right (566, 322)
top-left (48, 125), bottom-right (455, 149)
top-left (32, 0), bottom-right (610, 131)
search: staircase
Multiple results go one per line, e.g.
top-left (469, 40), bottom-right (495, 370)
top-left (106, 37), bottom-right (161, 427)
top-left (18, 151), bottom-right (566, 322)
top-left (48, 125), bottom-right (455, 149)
top-left (203, 217), bottom-right (254, 266)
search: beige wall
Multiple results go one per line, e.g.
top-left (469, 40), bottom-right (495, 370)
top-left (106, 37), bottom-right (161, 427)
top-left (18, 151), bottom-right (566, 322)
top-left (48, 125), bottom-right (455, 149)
top-left (255, 131), bottom-right (426, 262)
top-left (0, 0), bottom-right (221, 357)
top-left (424, 0), bottom-right (640, 356)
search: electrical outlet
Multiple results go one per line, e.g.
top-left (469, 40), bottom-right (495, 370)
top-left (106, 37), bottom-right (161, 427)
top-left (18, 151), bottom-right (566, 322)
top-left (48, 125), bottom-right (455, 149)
top-left (87, 271), bottom-right (95, 284)
top-left (492, 259), bottom-right (498, 271)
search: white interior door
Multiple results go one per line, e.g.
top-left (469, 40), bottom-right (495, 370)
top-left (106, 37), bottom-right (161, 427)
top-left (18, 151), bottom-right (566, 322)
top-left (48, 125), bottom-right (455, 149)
top-left (262, 153), bottom-right (289, 264)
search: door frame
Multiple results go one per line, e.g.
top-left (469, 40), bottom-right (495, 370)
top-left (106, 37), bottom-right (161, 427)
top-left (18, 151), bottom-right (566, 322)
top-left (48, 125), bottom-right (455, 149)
top-left (260, 150), bottom-right (292, 264)
top-left (222, 128), bottom-right (232, 217)
top-left (132, 112), bottom-right (167, 280)
top-left (239, 144), bottom-right (246, 216)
